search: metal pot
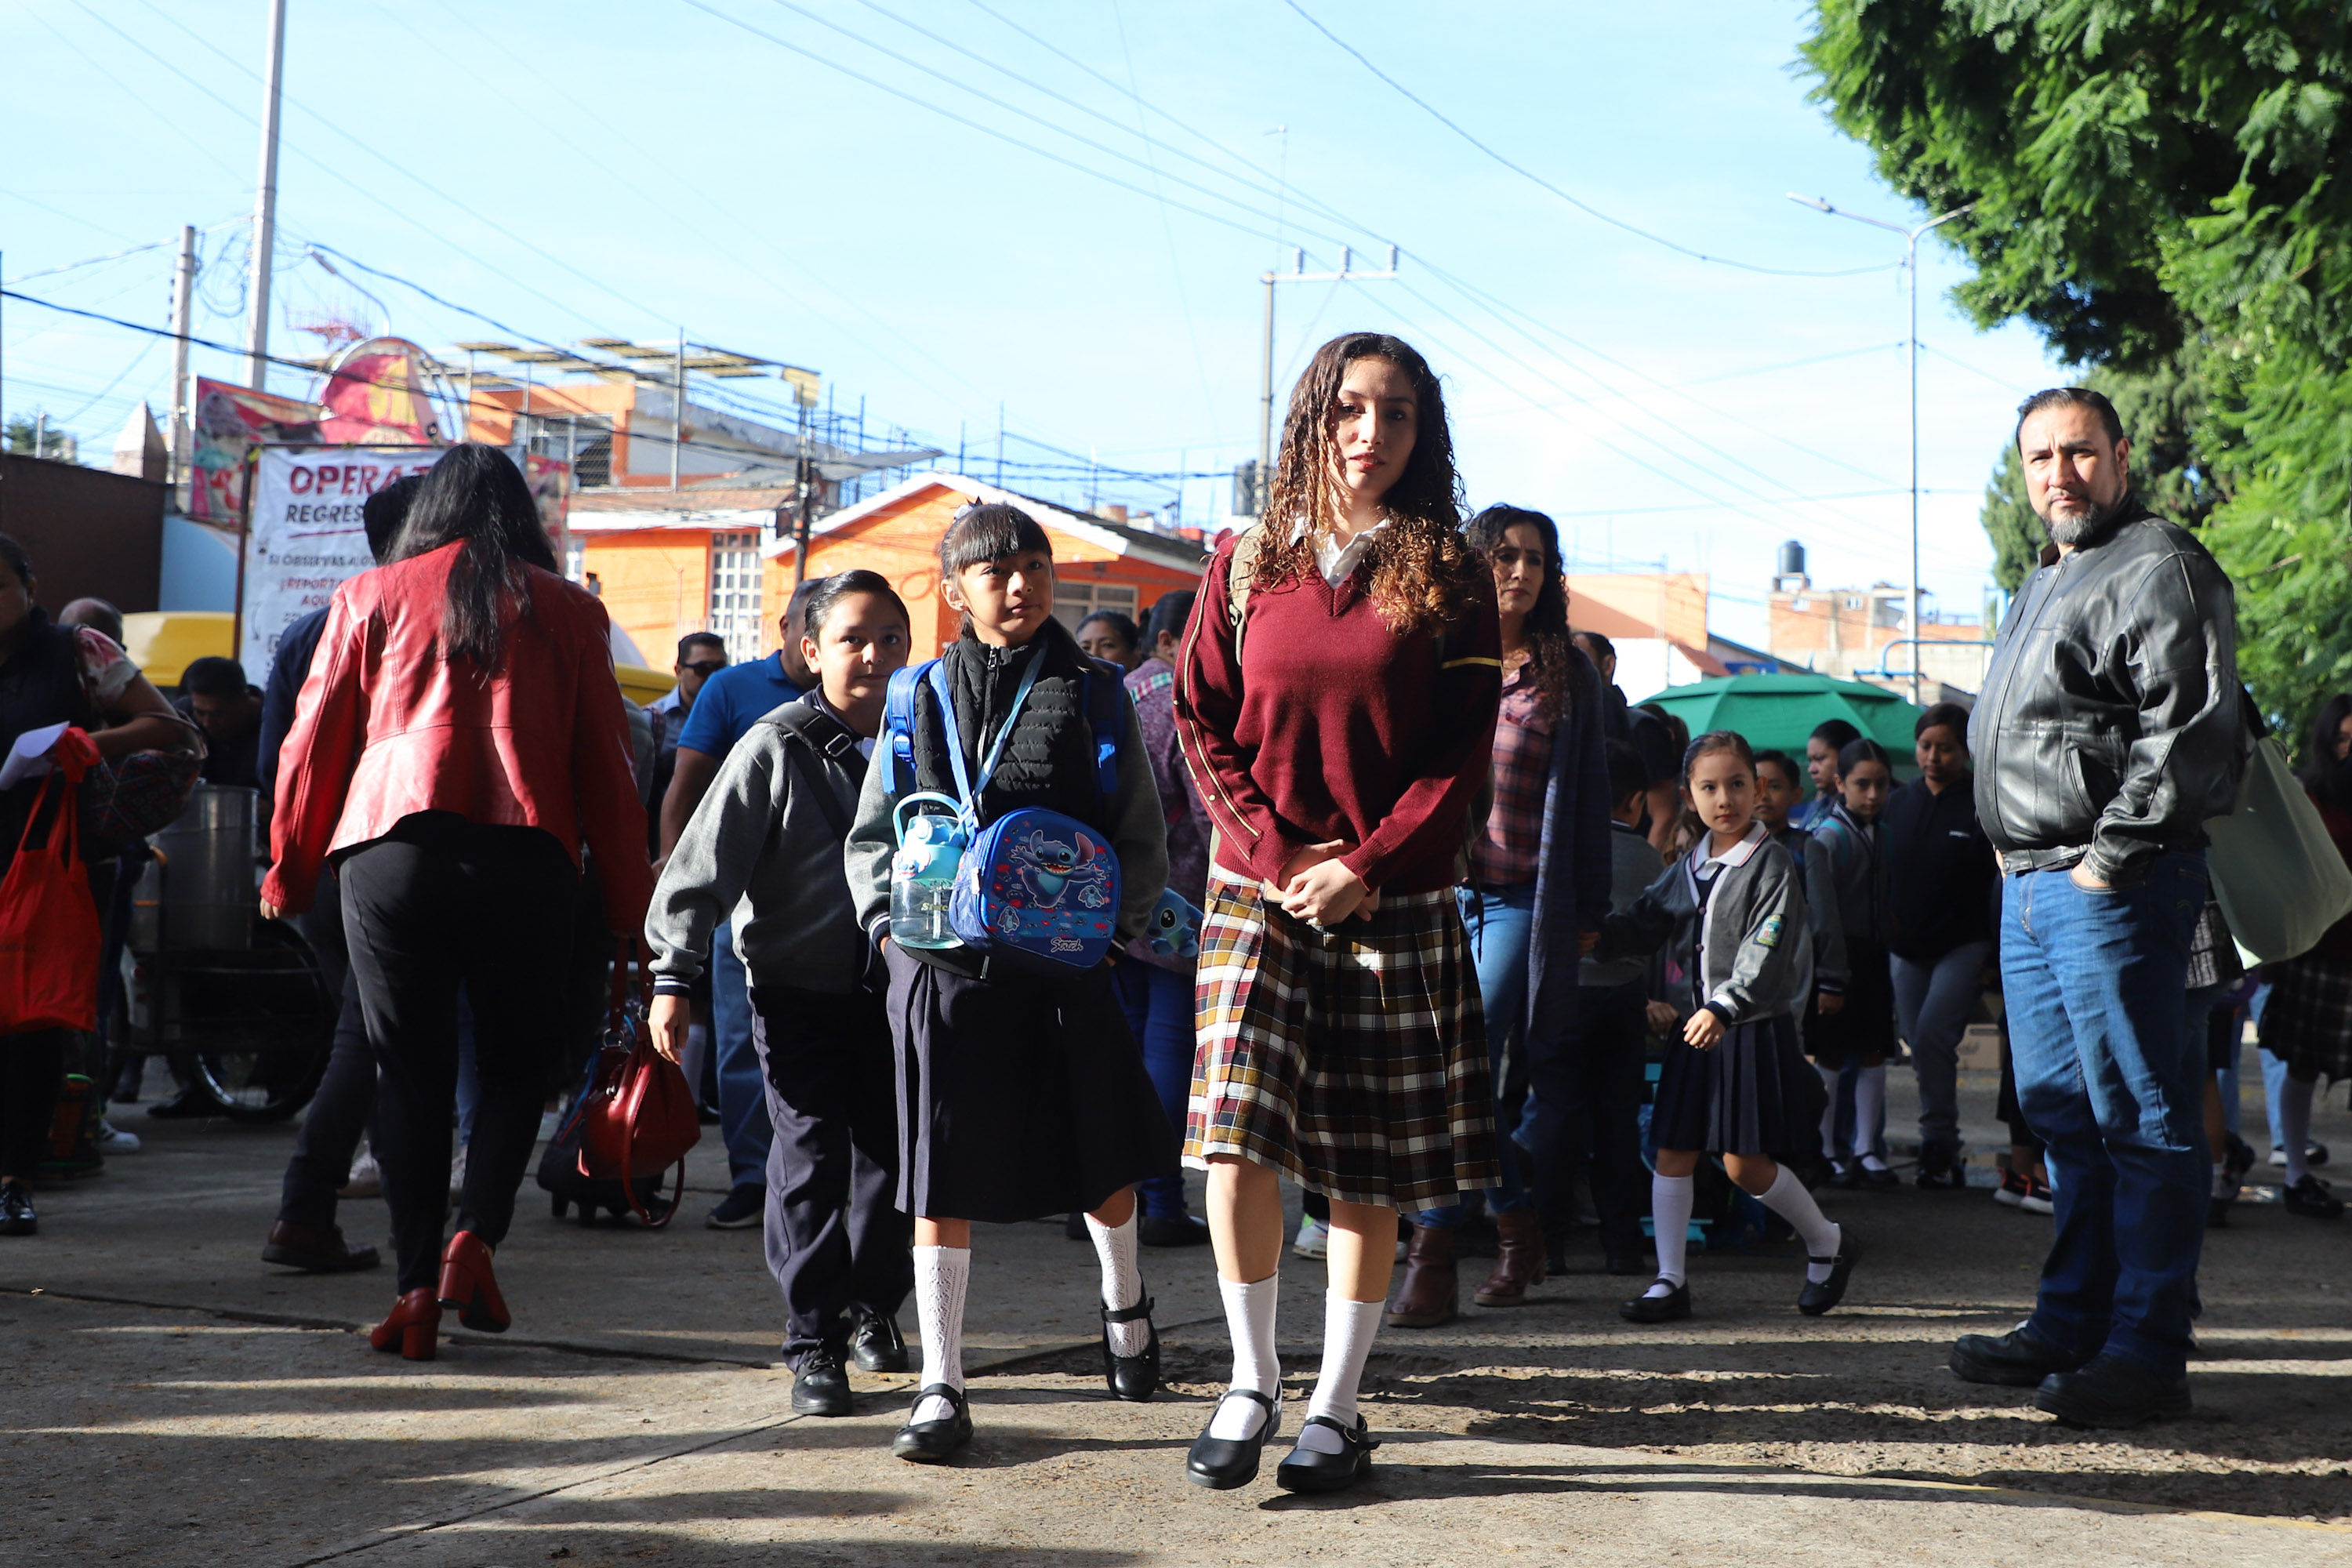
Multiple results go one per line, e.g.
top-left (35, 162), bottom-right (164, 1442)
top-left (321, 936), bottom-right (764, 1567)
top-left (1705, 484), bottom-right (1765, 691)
top-left (152, 784), bottom-right (260, 951)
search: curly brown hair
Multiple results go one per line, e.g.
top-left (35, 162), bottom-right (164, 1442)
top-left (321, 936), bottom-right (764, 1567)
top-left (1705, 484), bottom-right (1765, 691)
top-left (1255, 332), bottom-right (1483, 633)
top-left (1464, 503), bottom-right (1574, 722)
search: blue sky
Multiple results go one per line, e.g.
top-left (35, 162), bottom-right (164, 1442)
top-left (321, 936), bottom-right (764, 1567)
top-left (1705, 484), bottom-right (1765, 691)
top-left (2, 0), bottom-right (2059, 646)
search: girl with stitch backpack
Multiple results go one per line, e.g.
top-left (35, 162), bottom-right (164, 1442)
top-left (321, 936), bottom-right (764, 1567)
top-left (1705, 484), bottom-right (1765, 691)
top-left (844, 501), bottom-right (1175, 1464)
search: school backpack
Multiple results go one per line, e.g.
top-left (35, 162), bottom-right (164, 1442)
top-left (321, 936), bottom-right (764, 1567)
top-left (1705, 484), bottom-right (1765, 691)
top-left (883, 650), bottom-right (1127, 974)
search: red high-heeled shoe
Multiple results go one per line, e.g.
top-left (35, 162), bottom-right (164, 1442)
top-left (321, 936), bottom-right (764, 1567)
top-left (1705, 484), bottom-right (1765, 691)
top-left (437, 1230), bottom-right (510, 1334)
top-left (369, 1289), bottom-right (441, 1360)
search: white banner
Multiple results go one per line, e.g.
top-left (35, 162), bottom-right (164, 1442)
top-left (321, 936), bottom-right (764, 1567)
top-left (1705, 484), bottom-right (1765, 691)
top-left (239, 446), bottom-right (437, 677)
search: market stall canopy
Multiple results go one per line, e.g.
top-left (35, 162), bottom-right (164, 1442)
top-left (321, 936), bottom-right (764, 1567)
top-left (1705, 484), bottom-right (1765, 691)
top-left (1634, 672), bottom-right (1927, 764)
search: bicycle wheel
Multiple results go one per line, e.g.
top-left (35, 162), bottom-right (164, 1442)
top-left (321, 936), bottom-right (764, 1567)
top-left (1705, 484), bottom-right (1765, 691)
top-left (169, 920), bottom-right (336, 1121)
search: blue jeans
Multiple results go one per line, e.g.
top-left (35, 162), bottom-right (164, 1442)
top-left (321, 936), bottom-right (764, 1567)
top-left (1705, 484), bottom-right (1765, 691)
top-left (1114, 960), bottom-right (1196, 1219)
top-left (712, 921), bottom-right (775, 1192)
top-left (2002, 854), bottom-right (2207, 1380)
top-left (1418, 884), bottom-right (1534, 1228)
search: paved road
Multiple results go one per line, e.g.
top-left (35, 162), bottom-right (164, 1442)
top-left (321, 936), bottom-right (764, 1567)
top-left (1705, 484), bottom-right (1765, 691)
top-left (5, 1068), bottom-right (2345, 1566)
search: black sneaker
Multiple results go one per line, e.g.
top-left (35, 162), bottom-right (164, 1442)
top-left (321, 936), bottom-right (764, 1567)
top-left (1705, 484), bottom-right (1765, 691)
top-left (789, 1344), bottom-right (852, 1417)
top-left (1950, 1321), bottom-right (2085, 1388)
top-left (2033, 1353), bottom-right (2191, 1428)
top-left (704, 1186), bottom-right (764, 1230)
top-left (0, 1181), bottom-right (35, 1237)
top-left (2282, 1174), bottom-right (2346, 1221)
top-left (848, 1308), bottom-right (909, 1373)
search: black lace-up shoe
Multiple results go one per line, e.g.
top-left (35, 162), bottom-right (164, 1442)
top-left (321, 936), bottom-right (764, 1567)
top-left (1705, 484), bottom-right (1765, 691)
top-left (2034, 1354), bottom-right (2191, 1428)
top-left (789, 1344), bottom-right (851, 1417)
top-left (1950, 1321), bottom-right (2085, 1388)
top-left (849, 1309), bottom-right (909, 1373)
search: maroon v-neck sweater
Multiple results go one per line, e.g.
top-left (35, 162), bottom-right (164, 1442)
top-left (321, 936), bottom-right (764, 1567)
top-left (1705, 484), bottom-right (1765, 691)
top-left (1174, 532), bottom-right (1502, 895)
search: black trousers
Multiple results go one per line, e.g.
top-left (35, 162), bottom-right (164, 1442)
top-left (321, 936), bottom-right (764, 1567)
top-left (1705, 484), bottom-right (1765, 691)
top-left (1525, 979), bottom-right (1650, 1256)
top-left (278, 873), bottom-right (376, 1229)
top-left (0, 1029), bottom-right (67, 1181)
top-left (339, 816), bottom-right (579, 1293)
top-left (750, 981), bottom-right (912, 1368)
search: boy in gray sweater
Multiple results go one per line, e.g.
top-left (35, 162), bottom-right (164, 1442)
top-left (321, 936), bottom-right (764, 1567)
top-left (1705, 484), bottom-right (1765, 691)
top-left (644, 571), bottom-right (915, 1417)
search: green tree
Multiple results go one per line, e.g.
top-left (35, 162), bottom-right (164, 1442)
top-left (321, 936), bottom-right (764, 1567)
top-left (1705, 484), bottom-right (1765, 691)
top-left (1802, 2), bottom-right (2352, 724)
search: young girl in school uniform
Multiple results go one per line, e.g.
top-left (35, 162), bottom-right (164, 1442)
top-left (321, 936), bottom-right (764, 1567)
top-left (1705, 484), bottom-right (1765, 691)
top-left (1599, 730), bottom-right (1860, 1323)
top-left (1806, 737), bottom-right (1898, 1186)
top-left (844, 502), bottom-right (1176, 1463)
top-left (1175, 332), bottom-right (1504, 1496)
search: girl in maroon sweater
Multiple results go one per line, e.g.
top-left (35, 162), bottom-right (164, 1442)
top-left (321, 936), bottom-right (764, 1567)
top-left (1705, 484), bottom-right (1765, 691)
top-left (1174, 332), bottom-right (1503, 1495)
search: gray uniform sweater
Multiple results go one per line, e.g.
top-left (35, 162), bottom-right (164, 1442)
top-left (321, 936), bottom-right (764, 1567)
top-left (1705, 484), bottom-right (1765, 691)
top-left (644, 695), bottom-right (871, 996)
top-left (1599, 822), bottom-right (1813, 1025)
top-left (1802, 800), bottom-right (1884, 996)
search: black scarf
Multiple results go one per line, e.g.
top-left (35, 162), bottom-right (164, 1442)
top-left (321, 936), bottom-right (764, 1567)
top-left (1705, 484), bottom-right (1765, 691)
top-left (908, 618), bottom-right (1106, 831)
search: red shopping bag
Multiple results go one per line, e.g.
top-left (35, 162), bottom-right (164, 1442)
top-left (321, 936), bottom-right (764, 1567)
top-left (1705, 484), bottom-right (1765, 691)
top-left (577, 937), bottom-right (701, 1226)
top-left (0, 731), bottom-right (100, 1033)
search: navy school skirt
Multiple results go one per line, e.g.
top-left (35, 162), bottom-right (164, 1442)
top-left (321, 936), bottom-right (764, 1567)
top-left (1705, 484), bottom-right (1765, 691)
top-left (1651, 1011), bottom-right (1828, 1158)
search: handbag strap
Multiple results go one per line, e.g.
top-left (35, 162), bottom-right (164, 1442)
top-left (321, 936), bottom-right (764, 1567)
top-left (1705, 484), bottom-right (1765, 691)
top-left (608, 933), bottom-right (652, 1034)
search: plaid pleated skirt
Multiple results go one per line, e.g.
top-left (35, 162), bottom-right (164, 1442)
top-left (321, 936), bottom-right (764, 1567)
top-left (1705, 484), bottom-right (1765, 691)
top-left (2260, 952), bottom-right (2352, 1083)
top-left (1184, 874), bottom-right (1501, 1209)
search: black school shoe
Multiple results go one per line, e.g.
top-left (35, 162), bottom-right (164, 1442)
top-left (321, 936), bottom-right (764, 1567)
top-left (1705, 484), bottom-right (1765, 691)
top-left (1619, 1279), bottom-right (1691, 1323)
top-left (1275, 1414), bottom-right (1380, 1494)
top-left (849, 1308), bottom-right (909, 1373)
top-left (2034, 1353), bottom-right (2192, 1428)
top-left (1139, 1212), bottom-right (1211, 1247)
top-left (0, 1181), bottom-right (34, 1236)
top-left (1100, 1296), bottom-right (1160, 1401)
top-left (1187, 1389), bottom-right (1280, 1490)
top-left (1797, 1230), bottom-right (1862, 1316)
top-left (2283, 1174), bottom-right (2346, 1220)
top-left (1949, 1321), bottom-right (2086, 1388)
top-left (789, 1344), bottom-right (852, 1417)
top-left (891, 1384), bottom-right (973, 1462)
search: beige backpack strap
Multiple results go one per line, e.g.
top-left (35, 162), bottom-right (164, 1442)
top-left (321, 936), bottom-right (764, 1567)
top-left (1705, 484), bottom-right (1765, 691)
top-left (1225, 521), bottom-right (1268, 661)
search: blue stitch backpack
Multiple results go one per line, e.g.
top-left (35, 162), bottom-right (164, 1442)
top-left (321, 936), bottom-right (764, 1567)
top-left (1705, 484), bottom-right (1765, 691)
top-left (883, 650), bottom-right (1125, 975)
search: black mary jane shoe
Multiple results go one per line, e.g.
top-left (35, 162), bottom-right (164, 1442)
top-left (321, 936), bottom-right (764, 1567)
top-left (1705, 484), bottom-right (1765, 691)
top-left (1186, 1388), bottom-right (1280, 1490)
top-left (1274, 1414), bottom-right (1380, 1494)
top-left (1617, 1279), bottom-right (1692, 1324)
top-left (1796, 1230), bottom-right (1862, 1316)
top-left (789, 1344), bottom-right (853, 1417)
top-left (849, 1308), bottom-right (910, 1373)
top-left (1101, 1295), bottom-right (1160, 1402)
top-left (891, 1383), bottom-right (973, 1463)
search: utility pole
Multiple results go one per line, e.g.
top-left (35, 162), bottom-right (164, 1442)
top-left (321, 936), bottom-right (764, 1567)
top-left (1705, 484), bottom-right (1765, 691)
top-left (244, 0), bottom-right (288, 391)
top-left (793, 400), bottom-right (814, 587)
top-left (169, 225), bottom-right (196, 488)
top-left (1790, 194), bottom-right (1975, 706)
top-left (1256, 245), bottom-right (1400, 512)
top-left (670, 330), bottom-right (686, 490)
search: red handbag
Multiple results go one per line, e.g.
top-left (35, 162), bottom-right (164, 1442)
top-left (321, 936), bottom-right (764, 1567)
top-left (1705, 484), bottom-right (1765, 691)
top-left (576, 937), bottom-right (702, 1226)
top-left (0, 729), bottom-right (101, 1034)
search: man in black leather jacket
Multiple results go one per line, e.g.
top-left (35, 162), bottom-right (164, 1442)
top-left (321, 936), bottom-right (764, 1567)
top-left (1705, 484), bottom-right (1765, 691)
top-left (1951, 387), bottom-right (2247, 1429)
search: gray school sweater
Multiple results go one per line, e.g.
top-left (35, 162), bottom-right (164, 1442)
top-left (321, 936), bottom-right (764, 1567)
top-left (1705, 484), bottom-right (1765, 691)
top-left (1599, 822), bottom-right (1814, 1026)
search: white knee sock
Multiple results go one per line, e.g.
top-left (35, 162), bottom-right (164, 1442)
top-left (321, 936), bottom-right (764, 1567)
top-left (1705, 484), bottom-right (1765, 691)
top-left (2280, 1076), bottom-right (2316, 1186)
top-left (1650, 1173), bottom-right (1693, 1290)
top-left (1817, 1065), bottom-right (1842, 1159)
top-left (1297, 1291), bottom-right (1385, 1454)
top-left (911, 1244), bottom-right (969, 1424)
top-left (1083, 1210), bottom-right (1149, 1357)
top-left (1855, 1065), bottom-right (1888, 1167)
top-left (1207, 1272), bottom-right (1281, 1439)
top-left (1758, 1167), bottom-right (1842, 1283)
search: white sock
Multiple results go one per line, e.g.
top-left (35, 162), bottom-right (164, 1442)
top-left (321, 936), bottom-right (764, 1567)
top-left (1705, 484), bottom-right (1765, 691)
top-left (1297, 1291), bottom-right (1383, 1454)
top-left (2212, 1160), bottom-right (2233, 1200)
top-left (911, 1244), bottom-right (969, 1424)
top-left (1817, 1065), bottom-right (1842, 1160)
top-left (1650, 1173), bottom-right (1693, 1290)
top-left (1855, 1065), bottom-right (1888, 1166)
top-left (2280, 1076), bottom-right (2316, 1186)
top-left (1207, 1272), bottom-right (1281, 1440)
top-left (1758, 1167), bottom-right (1842, 1283)
top-left (1084, 1209), bottom-right (1149, 1357)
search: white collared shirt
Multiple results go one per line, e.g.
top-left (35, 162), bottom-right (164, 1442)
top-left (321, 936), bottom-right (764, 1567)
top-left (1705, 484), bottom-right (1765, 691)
top-left (1296, 517), bottom-right (1389, 590)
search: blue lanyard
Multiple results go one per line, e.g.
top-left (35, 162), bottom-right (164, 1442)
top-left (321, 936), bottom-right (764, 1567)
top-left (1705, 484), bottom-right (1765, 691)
top-left (929, 650), bottom-right (1044, 814)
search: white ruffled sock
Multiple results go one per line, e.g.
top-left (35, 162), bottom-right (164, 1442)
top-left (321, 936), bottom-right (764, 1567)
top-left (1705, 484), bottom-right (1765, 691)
top-left (1649, 1173), bottom-right (1693, 1291)
top-left (911, 1244), bottom-right (968, 1424)
top-left (1297, 1291), bottom-right (1384, 1454)
top-left (1758, 1167), bottom-right (1842, 1283)
top-left (1207, 1272), bottom-right (1282, 1439)
top-left (1084, 1208), bottom-right (1149, 1357)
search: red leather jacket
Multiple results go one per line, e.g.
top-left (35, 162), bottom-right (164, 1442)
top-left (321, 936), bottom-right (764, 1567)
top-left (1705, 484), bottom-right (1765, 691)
top-left (263, 542), bottom-right (653, 930)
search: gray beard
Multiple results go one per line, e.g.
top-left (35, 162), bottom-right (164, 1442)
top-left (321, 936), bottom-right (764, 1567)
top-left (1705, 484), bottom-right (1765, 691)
top-left (2043, 491), bottom-right (2127, 546)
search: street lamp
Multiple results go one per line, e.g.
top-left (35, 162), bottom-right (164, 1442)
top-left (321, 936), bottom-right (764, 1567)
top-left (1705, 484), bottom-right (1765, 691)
top-left (1789, 194), bottom-right (1975, 706)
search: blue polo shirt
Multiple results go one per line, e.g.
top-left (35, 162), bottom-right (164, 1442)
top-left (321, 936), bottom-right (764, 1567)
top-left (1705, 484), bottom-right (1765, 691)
top-left (673, 650), bottom-right (803, 757)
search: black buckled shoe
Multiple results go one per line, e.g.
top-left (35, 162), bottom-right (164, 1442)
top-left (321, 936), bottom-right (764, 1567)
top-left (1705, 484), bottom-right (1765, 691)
top-left (0, 1181), bottom-right (35, 1237)
top-left (849, 1308), bottom-right (909, 1373)
top-left (1949, 1321), bottom-right (2086, 1388)
top-left (789, 1344), bottom-right (853, 1417)
top-left (1186, 1389), bottom-right (1280, 1490)
top-left (1797, 1229), bottom-right (1861, 1316)
top-left (891, 1383), bottom-right (973, 1462)
top-left (1100, 1295), bottom-right (1160, 1402)
top-left (1274, 1414), bottom-right (1380, 1494)
top-left (2033, 1353), bottom-right (2192, 1428)
top-left (1617, 1279), bottom-right (1691, 1323)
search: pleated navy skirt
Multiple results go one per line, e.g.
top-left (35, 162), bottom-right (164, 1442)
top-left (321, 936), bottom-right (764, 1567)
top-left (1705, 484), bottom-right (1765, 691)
top-left (1651, 1011), bottom-right (1828, 1158)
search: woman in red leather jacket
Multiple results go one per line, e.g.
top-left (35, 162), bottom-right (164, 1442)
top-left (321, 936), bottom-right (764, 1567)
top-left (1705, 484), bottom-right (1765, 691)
top-left (262, 443), bottom-right (652, 1359)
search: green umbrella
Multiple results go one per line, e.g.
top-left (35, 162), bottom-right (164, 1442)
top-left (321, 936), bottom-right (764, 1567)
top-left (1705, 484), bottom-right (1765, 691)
top-left (1630, 673), bottom-right (1926, 768)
